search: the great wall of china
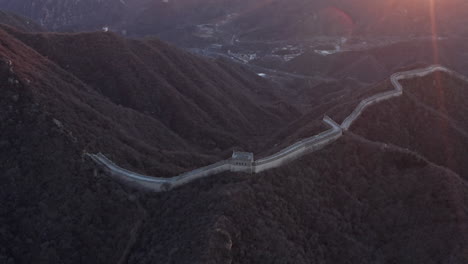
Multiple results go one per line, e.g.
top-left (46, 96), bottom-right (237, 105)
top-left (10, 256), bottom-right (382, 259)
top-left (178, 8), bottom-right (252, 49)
top-left (88, 65), bottom-right (464, 192)
top-left (88, 115), bottom-right (342, 191)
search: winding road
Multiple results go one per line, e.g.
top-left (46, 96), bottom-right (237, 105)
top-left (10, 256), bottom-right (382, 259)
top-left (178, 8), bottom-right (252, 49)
top-left (89, 65), bottom-right (464, 192)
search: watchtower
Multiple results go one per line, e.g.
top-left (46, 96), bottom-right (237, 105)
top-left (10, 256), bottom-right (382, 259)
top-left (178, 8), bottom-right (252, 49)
top-left (231, 151), bottom-right (254, 173)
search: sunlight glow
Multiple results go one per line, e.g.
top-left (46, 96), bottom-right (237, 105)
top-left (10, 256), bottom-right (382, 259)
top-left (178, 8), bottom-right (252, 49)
top-left (429, 0), bottom-right (453, 168)
top-left (429, 0), bottom-right (439, 64)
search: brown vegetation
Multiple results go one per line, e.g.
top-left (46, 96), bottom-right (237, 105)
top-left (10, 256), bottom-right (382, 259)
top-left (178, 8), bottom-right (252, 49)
top-left (351, 71), bottom-right (468, 178)
top-left (1, 19), bottom-right (468, 264)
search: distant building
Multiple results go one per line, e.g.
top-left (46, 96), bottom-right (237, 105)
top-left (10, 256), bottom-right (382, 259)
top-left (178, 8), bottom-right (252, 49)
top-left (231, 151), bottom-right (254, 173)
top-left (232, 151), bottom-right (254, 163)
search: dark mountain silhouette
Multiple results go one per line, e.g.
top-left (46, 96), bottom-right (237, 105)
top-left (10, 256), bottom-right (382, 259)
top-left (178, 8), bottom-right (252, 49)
top-left (0, 24), bottom-right (298, 177)
top-left (2, 0), bottom-right (468, 43)
top-left (0, 0), bottom-right (252, 36)
top-left (0, 22), bottom-right (295, 262)
top-left (351, 71), bottom-right (468, 178)
top-left (0, 57), bottom-right (143, 263)
top-left (0, 0), bottom-right (126, 31)
top-left (2, 25), bottom-right (297, 151)
top-left (127, 0), bottom-right (251, 37)
top-left (117, 126), bottom-right (468, 264)
top-left (228, 0), bottom-right (468, 41)
top-left (1, 13), bottom-right (468, 264)
top-left (0, 9), bottom-right (42, 32)
top-left (282, 38), bottom-right (468, 84)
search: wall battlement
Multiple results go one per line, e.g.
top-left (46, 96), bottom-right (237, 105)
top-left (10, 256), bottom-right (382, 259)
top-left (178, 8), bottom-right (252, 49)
top-left (88, 115), bottom-right (342, 191)
top-left (341, 65), bottom-right (455, 131)
top-left (88, 65), bottom-right (464, 192)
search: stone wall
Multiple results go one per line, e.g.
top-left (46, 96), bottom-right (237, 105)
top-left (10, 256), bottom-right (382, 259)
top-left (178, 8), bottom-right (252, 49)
top-left (254, 116), bottom-right (342, 173)
top-left (341, 65), bottom-right (454, 130)
top-left (88, 116), bottom-right (342, 191)
top-left (89, 65), bottom-right (464, 192)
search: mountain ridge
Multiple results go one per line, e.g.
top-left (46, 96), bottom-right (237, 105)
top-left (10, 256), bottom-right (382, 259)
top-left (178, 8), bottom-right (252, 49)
top-left (1, 7), bottom-right (468, 263)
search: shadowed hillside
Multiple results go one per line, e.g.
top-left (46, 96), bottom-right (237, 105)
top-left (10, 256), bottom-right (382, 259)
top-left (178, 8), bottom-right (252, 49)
top-left (3, 0), bottom-right (468, 44)
top-left (2, 25), bottom-right (297, 153)
top-left (0, 0), bottom-right (126, 31)
top-left (0, 51), bottom-right (145, 263)
top-left (228, 0), bottom-right (468, 41)
top-left (126, 135), bottom-right (468, 264)
top-left (282, 39), bottom-right (468, 84)
top-left (1, 12), bottom-right (468, 264)
top-left (0, 10), bottom-right (42, 32)
top-left (0, 24), bottom-right (295, 263)
top-left (351, 71), bottom-right (468, 178)
top-left (0, 25), bottom-right (300, 178)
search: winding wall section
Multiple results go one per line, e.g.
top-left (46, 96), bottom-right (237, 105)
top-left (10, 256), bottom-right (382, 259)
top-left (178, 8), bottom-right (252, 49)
top-left (88, 116), bottom-right (341, 191)
top-left (89, 65), bottom-right (465, 192)
top-left (341, 65), bottom-right (456, 130)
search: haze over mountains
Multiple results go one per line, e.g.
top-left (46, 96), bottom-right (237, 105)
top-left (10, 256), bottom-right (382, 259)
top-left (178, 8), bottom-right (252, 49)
top-left (1, 2), bottom-right (468, 264)
top-left (2, 0), bottom-right (468, 41)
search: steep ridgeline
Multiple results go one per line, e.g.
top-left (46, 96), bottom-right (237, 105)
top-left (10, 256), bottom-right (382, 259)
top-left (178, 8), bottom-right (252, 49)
top-left (88, 116), bottom-right (342, 192)
top-left (2, 25), bottom-right (468, 264)
top-left (341, 65), bottom-right (464, 130)
top-left (0, 34), bottom-right (144, 264)
top-left (2, 0), bottom-right (468, 43)
top-left (227, 0), bottom-right (468, 41)
top-left (0, 0), bottom-right (254, 36)
top-left (0, 24), bottom-right (301, 263)
top-left (0, 0), bottom-right (127, 31)
top-left (349, 67), bottom-right (468, 177)
top-left (89, 65), bottom-right (467, 192)
top-left (1, 25), bottom-right (296, 154)
top-left (0, 25), bottom-right (297, 179)
top-left (0, 10), bottom-right (43, 32)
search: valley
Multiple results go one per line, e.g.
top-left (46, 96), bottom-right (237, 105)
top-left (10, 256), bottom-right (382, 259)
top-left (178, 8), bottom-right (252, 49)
top-left (1, 2), bottom-right (468, 264)
top-left (88, 65), bottom-right (468, 192)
